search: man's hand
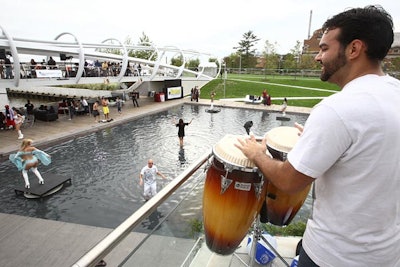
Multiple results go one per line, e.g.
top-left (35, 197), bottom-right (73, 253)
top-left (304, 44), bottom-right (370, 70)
top-left (294, 122), bottom-right (304, 136)
top-left (235, 135), bottom-right (268, 162)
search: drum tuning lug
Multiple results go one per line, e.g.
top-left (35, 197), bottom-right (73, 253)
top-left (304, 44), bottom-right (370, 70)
top-left (204, 156), bottom-right (215, 173)
top-left (253, 182), bottom-right (263, 199)
top-left (204, 160), bottom-right (212, 173)
top-left (224, 165), bottom-right (234, 173)
top-left (220, 171), bottom-right (232, 194)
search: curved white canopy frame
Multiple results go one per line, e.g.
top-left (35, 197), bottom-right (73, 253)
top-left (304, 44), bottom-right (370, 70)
top-left (0, 25), bottom-right (21, 87)
top-left (54, 32), bottom-right (85, 84)
top-left (217, 58), bottom-right (223, 78)
top-left (102, 38), bottom-right (128, 82)
top-left (136, 42), bottom-right (160, 81)
top-left (196, 58), bottom-right (221, 80)
top-left (164, 45), bottom-right (185, 79)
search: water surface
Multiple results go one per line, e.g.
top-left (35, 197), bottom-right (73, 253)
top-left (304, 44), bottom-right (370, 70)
top-left (0, 104), bottom-right (309, 237)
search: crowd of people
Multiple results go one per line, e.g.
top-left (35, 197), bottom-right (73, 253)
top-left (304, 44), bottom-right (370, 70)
top-left (1, 94), bottom-right (122, 138)
top-left (0, 54), bottom-right (147, 80)
top-left (1, 105), bottom-right (25, 139)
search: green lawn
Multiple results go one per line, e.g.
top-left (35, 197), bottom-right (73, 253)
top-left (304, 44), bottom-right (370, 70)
top-left (200, 74), bottom-right (340, 108)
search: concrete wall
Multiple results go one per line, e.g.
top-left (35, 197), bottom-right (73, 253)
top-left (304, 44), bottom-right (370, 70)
top-left (3, 78), bottom-right (213, 105)
top-left (135, 79), bottom-right (211, 98)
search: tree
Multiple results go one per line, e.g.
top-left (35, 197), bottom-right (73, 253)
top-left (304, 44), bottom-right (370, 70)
top-left (124, 36), bottom-right (135, 56)
top-left (96, 39), bottom-right (123, 55)
top-left (386, 57), bottom-right (400, 73)
top-left (290, 40), bottom-right (302, 57)
top-left (281, 41), bottom-right (302, 70)
top-left (263, 40), bottom-right (279, 70)
top-left (131, 32), bottom-right (157, 61)
top-left (300, 54), bottom-right (320, 70)
top-left (186, 58), bottom-right (200, 70)
top-left (223, 54), bottom-right (237, 70)
top-left (234, 30), bottom-right (260, 68)
top-left (96, 33), bottom-right (157, 62)
top-left (171, 55), bottom-right (183, 67)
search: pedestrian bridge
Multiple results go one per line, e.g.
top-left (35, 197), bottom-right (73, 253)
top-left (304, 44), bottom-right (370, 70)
top-left (0, 25), bottom-right (220, 89)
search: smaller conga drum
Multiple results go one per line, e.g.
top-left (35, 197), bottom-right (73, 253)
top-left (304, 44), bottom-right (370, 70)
top-left (264, 126), bottom-right (311, 226)
top-left (203, 134), bottom-right (268, 255)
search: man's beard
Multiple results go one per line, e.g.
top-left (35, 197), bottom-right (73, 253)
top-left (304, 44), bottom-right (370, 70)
top-left (320, 49), bottom-right (347, 82)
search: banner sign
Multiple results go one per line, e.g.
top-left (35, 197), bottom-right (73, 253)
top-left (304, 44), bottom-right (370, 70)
top-left (36, 69), bottom-right (63, 78)
top-left (167, 86), bottom-right (182, 99)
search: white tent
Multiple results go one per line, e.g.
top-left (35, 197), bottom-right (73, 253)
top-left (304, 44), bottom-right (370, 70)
top-left (198, 62), bottom-right (218, 77)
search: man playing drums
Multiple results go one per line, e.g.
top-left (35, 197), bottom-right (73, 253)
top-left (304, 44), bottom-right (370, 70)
top-left (236, 6), bottom-right (400, 267)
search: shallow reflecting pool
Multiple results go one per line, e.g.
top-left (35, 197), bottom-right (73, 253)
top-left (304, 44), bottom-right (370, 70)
top-left (0, 104), bottom-right (309, 237)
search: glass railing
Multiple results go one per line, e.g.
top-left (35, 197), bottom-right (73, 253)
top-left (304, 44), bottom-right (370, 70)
top-left (71, 151), bottom-right (212, 267)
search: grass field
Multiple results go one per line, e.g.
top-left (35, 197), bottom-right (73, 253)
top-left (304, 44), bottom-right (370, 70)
top-left (200, 74), bottom-right (340, 108)
top-left (61, 73), bottom-right (340, 108)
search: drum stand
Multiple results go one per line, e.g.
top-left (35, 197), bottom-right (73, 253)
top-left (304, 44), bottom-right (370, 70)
top-left (232, 216), bottom-right (290, 267)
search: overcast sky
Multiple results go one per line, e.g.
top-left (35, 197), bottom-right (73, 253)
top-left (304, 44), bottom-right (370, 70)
top-left (1, 0), bottom-right (399, 60)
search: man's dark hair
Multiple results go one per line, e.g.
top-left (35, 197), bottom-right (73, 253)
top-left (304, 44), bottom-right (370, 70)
top-left (322, 5), bottom-right (394, 60)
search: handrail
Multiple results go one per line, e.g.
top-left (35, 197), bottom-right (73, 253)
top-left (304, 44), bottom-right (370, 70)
top-left (71, 150), bottom-right (212, 267)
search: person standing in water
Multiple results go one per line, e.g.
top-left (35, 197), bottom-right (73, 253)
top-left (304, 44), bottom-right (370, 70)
top-left (210, 91), bottom-right (216, 110)
top-left (174, 118), bottom-right (193, 147)
top-left (139, 159), bottom-right (167, 200)
top-left (9, 139), bottom-right (51, 189)
top-left (281, 97), bottom-right (288, 116)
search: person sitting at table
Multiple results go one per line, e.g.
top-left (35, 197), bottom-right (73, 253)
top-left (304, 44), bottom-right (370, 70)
top-left (47, 56), bottom-right (56, 69)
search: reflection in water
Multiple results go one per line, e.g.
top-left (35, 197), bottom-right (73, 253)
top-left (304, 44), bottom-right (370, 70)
top-left (208, 112), bottom-right (215, 129)
top-left (178, 148), bottom-right (186, 166)
top-left (0, 104), bottom-right (309, 238)
top-left (141, 208), bottom-right (164, 230)
top-left (190, 105), bottom-right (199, 115)
top-left (261, 110), bottom-right (269, 122)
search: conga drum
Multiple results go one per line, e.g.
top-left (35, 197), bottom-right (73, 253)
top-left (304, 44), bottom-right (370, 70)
top-left (203, 134), bottom-right (267, 255)
top-left (264, 126), bottom-right (311, 226)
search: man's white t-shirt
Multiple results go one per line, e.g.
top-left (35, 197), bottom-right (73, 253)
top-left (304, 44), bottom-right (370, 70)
top-left (140, 165), bottom-right (159, 185)
top-left (288, 75), bottom-right (400, 266)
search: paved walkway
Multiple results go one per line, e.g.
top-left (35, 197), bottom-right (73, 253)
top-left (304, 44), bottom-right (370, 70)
top-left (0, 96), bottom-right (311, 162)
top-left (0, 213), bottom-right (196, 267)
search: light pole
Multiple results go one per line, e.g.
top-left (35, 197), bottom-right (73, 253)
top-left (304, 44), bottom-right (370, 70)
top-left (279, 55), bottom-right (283, 75)
top-left (238, 54), bottom-right (242, 75)
top-left (223, 62), bottom-right (226, 98)
top-left (264, 54), bottom-right (267, 80)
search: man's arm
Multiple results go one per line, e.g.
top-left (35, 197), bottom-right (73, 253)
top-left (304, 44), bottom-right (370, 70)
top-left (157, 171), bottom-right (166, 179)
top-left (139, 173), bottom-right (143, 186)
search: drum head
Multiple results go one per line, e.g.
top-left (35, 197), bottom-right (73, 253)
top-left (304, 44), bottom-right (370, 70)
top-left (265, 126), bottom-right (299, 153)
top-left (214, 134), bottom-right (257, 169)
